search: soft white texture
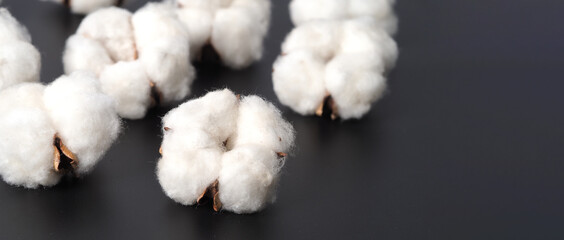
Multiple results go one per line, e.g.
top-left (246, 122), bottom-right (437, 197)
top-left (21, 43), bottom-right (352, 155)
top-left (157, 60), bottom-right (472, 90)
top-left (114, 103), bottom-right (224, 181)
top-left (0, 8), bottom-right (41, 91)
top-left (157, 89), bottom-right (295, 214)
top-left (76, 7), bottom-right (136, 62)
top-left (0, 72), bottom-right (121, 188)
top-left (174, 0), bottom-right (271, 68)
top-left (273, 17), bottom-right (398, 120)
top-left (47, 0), bottom-right (121, 15)
top-left (289, 0), bottom-right (397, 34)
top-left (63, 3), bottom-right (195, 119)
top-left (0, 84), bottom-right (60, 188)
top-left (99, 61), bottom-right (151, 119)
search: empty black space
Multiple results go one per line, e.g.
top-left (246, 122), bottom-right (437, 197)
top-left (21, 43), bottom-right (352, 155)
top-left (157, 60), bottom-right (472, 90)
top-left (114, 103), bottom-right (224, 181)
top-left (1, 0), bottom-right (564, 239)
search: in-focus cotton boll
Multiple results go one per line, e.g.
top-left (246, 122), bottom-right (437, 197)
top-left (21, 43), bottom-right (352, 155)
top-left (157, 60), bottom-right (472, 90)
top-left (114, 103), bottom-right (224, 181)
top-left (289, 0), bottom-right (397, 34)
top-left (0, 8), bottom-right (41, 91)
top-left (157, 89), bottom-right (295, 214)
top-left (63, 3), bottom-right (195, 119)
top-left (273, 12), bottom-right (398, 120)
top-left (174, 0), bottom-right (271, 69)
top-left (0, 72), bottom-right (121, 188)
top-left (45, 0), bottom-right (124, 15)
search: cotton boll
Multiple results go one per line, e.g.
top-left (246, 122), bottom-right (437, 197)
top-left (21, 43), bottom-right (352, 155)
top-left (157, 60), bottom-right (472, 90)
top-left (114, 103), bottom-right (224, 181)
top-left (281, 21), bottom-right (340, 61)
top-left (139, 37), bottom-right (194, 103)
top-left (211, 7), bottom-right (263, 69)
top-left (43, 72), bottom-right (121, 174)
top-left (99, 61), bottom-right (152, 119)
top-left (0, 42), bottom-right (41, 91)
top-left (63, 34), bottom-right (113, 76)
top-left (339, 17), bottom-right (398, 69)
top-left (162, 89), bottom-right (238, 143)
top-left (175, 8), bottom-right (213, 59)
top-left (0, 84), bottom-right (60, 188)
top-left (0, 8), bottom-right (31, 43)
top-left (272, 51), bottom-right (326, 116)
top-left (325, 54), bottom-right (387, 119)
top-left (218, 145), bottom-right (281, 214)
top-left (68, 0), bottom-right (119, 15)
top-left (76, 7), bottom-right (136, 62)
top-left (289, 0), bottom-right (347, 26)
top-left (230, 96), bottom-right (295, 153)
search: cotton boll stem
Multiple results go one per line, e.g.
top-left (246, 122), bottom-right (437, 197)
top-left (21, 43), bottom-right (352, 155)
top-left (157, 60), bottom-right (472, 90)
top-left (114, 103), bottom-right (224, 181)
top-left (315, 94), bottom-right (339, 120)
top-left (149, 81), bottom-right (163, 107)
top-left (53, 135), bottom-right (78, 174)
top-left (197, 179), bottom-right (222, 212)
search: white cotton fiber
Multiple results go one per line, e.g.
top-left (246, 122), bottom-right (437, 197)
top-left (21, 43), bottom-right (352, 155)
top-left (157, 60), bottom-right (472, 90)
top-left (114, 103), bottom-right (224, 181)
top-left (0, 8), bottom-right (31, 43)
top-left (173, 0), bottom-right (271, 68)
top-left (99, 61), bottom-right (151, 119)
top-left (0, 84), bottom-right (60, 188)
top-left (63, 2), bottom-right (196, 119)
top-left (0, 42), bottom-right (41, 91)
top-left (42, 72), bottom-right (121, 174)
top-left (157, 89), bottom-right (295, 213)
top-left (289, 0), bottom-right (397, 34)
top-left (0, 8), bottom-right (41, 91)
top-left (273, 6), bottom-right (398, 120)
top-left (0, 73), bottom-right (121, 188)
top-left (76, 7), bottom-right (136, 62)
top-left (218, 144), bottom-right (281, 214)
top-left (63, 34), bottom-right (113, 76)
top-left (272, 51), bottom-right (327, 115)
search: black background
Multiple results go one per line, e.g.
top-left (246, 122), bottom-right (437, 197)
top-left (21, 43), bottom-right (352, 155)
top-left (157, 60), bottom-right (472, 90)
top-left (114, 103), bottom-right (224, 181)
top-left (1, 0), bottom-right (564, 239)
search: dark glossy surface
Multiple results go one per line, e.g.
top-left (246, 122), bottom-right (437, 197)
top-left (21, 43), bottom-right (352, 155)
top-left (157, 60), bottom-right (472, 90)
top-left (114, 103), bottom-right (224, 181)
top-left (1, 0), bottom-right (564, 239)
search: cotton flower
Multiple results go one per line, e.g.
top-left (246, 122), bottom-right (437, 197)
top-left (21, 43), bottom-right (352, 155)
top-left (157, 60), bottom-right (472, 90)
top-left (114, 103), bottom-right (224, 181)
top-left (174, 0), bottom-right (271, 69)
top-left (289, 0), bottom-right (397, 34)
top-left (0, 8), bottom-right (41, 91)
top-left (0, 71), bottom-right (121, 188)
top-left (45, 0), bottom-right (125, 15)
top-left (157, 89), bottom-right (295, 214)
top-left (63, 3), bottom-right (195, 119)
top-left (273, 2), bottom-right (398, 120)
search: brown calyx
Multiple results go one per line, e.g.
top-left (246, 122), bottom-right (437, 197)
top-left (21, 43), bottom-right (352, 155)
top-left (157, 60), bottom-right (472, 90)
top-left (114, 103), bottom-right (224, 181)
top-left (115, 0), bottom-right (124, 7)
top-left (276, 152), bottom-right (288, 158)
top-left (63, 0), bottom-right (70, 7)
top-left (315, 93), bottom-right (339, 120)
top-left (197, 180), bottom-right (222, 212)
top-left (149, 81), bottom-right (163, 107)
top-left (53, 134), bottom-right (78, 173)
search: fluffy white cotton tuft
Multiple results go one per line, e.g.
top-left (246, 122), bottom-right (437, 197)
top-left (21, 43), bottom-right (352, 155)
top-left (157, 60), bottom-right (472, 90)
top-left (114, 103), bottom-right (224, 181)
top-left (43, 71), bottom-right (121, 174)
top-left (0, 84), bottom-right (60, 188)
top-left (272, 51), bottom-right (326, 115)
top-left (99, 61), bottom-right (152, 119)
top-left (63, 34), bottom-right (113, 76)
top-left (218, 144), bottom-right (281, 214)
top-left (273, 8), bottom-right (398, 120)
top-left (157, 89), bottom-right (294, 213)
top-left (173, 0), bottom-right (271, 68)
top-left (289, 0), bottom-right (397, 34)
top-left (0, 73), bottom-right (121, 188)
top-left (76, 7), bottom-right (136, 62)
top-left (0, 8), bottom-right (41, 91)
top-left (63, 2), bottom-right (196, 119)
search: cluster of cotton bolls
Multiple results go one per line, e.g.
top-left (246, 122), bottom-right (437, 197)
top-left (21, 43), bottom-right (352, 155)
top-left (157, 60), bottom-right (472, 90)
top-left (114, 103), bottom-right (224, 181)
top-left (0, 8), bottom-right (121, 188)
top-left (0, 72), bottom-right (121, 188)
top-left (0, 8), bottom-right (41, 91)
top-left (64, 3), bottom-right (194, 119)
top-left (272, 0), bottom-right (398, 120)
top-left (44, 0), bottom-right (125, 14)
top-left (173, 0), bottom-right (271, 69)
top-left (157, 89), bottom-right (295, 214)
